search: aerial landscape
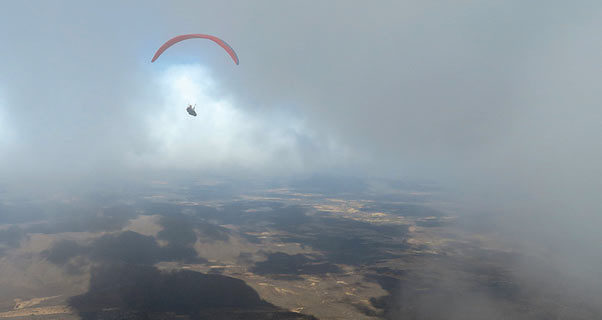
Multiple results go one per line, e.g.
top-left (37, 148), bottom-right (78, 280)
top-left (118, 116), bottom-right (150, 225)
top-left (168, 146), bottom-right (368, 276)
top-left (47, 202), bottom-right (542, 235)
top-left (1, 1), bottom-right (602, 319)
top-left (1, 176), bottom-right (600, 319)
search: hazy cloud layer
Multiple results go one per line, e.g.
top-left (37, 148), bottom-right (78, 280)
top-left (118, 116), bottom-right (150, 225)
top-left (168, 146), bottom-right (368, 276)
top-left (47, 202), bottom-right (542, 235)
top-left (2, 1), bottom-right (600, 181)
top-left (1, 0), bottom-right (601, 312)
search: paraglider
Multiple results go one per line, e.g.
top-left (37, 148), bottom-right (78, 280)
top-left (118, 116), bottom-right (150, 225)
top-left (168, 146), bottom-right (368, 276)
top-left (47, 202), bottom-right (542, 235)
top-left (151, 34), bottom-right (239, 116)
top-left (186, 104), bottom-right (197, 117)
top-left (151, 34), bottom-right (239, 65)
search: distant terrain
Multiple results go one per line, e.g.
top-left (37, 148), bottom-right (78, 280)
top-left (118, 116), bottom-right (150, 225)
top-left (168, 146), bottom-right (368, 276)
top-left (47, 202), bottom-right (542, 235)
top-left (0, 178), bottom-right (599, 319)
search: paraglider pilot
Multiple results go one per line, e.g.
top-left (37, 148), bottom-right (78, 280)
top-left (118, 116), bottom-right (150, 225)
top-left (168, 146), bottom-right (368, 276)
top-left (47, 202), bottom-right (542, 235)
top-left (186, 104), bottom-right (197, 117)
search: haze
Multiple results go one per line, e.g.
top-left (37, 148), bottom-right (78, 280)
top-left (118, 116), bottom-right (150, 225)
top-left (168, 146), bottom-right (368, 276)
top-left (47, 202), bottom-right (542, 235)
top-left (1, 1), bottom-right (601, 319)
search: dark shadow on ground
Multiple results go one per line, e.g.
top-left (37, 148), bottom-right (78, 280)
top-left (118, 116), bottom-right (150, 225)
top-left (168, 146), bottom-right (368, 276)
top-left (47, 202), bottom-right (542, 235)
top-left (43, 231), bottom-right (206, 272)
top-left (0, 226), bottom-right (26, 250)
top-left (251, 252), bottom-right (341, 280)
top-left (271, 210), bottom-right (408, 266)
top-left (26, 204), bottom-right (139, 234)
top-left (69, 263), bottom-right (318, 320)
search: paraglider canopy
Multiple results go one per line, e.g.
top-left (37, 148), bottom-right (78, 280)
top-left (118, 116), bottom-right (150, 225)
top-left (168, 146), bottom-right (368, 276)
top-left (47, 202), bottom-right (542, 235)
top-left (151, 34), bottom-right (239, 65)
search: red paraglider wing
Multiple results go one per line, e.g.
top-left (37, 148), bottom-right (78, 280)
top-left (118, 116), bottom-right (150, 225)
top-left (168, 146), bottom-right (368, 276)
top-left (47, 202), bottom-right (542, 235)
top-left (151, 34), bottom-right (239, 65)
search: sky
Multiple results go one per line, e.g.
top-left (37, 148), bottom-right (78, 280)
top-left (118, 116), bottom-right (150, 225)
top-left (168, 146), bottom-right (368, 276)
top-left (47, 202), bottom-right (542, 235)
top-left (1, 0), bottom-right (602, 295)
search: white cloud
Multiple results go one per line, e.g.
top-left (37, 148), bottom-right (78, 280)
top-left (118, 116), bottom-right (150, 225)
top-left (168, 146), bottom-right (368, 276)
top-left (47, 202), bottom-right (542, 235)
top-left (129, 64), bottom-right (352, 175)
